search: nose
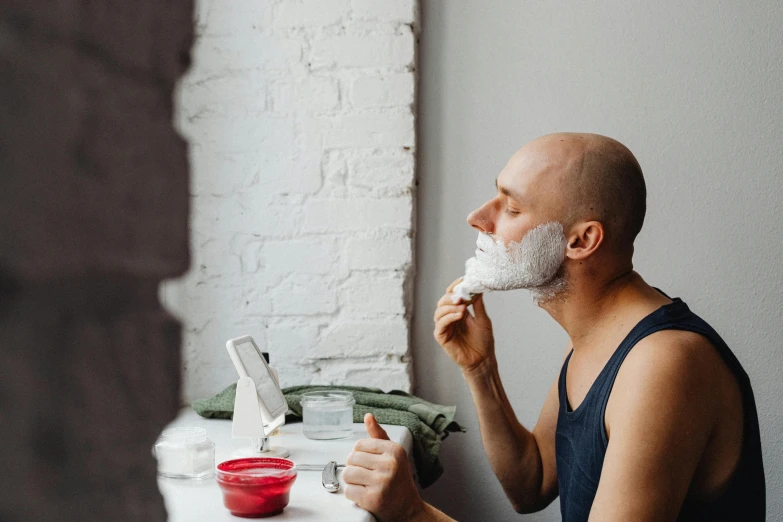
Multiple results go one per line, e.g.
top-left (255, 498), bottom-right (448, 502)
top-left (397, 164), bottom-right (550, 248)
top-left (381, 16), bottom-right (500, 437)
top-left (467, 200), bottom-right (495, 234)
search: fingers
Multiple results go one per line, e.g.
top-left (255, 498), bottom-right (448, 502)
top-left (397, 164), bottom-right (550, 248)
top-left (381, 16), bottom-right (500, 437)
top-left (433, 304), bottom-right (466, 322)
top-left (352, 439), bottom-right (407, 465)
top-left (437, 293), bottom-right (456, 307)
top-left (344, 483), bottom-right (382, 514)
top-left (438, 277), bottom-right (466, 307)
top-left (364, 413), bottom-right (390, 440)
top-left (346, 450), bottom-right (381, 470)
top-left (345, 441), bottom-right (415, 519)
top-left (354, 438), bottom-right (392, 455)
top-left (342, 465), bottom-right (374, 486)
top-left (434, 309), bottom-right (467, 340)
top-left (455, 294), bottom-right (478, 306)
top-left (343, 484), bottom-right (366, 504)
top-left (472, 293), bottom-right (489, 319)
top-left (446, 277), bottom-right (464, 293)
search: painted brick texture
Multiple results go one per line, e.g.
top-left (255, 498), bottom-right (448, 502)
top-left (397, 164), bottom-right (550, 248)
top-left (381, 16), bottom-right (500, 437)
top-left (167, 0), bottom-right (418, 401)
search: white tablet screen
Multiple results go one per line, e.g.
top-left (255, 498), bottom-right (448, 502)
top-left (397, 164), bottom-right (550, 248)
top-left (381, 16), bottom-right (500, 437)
top-left (235, 341), bottom-right (285, 413)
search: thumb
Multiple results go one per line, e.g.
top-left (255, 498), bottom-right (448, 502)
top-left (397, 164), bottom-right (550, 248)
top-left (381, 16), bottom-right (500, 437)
top-left (364, 413), bottom-right (390, 440)
top-left (471, 293), bottom-right (489, 320)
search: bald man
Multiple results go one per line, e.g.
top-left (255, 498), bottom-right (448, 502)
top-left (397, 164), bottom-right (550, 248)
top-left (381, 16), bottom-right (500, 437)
top-left (342, 134), bottom-right (765, 521)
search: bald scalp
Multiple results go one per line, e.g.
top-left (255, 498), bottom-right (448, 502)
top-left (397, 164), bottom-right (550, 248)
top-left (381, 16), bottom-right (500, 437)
top-left (545, 133), bottom-right (646, 252)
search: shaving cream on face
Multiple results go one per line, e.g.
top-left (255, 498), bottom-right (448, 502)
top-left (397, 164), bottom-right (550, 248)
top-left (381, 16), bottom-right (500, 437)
top-left (451, 221), bottom-right (568, 304)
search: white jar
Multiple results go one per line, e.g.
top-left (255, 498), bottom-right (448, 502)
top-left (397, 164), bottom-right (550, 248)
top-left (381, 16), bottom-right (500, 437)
top-left (301, 391), bottom-right (356, 440)
top-left (153, 427), bottom-right (215, 479)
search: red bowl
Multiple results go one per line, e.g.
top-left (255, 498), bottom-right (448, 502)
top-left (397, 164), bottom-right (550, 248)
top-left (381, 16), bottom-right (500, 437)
top-left (216, 458), bottom-right (297, 518)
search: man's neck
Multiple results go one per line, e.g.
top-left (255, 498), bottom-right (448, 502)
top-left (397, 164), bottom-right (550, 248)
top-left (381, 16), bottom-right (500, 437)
top-left (539, 268), bottom-right (651, 350)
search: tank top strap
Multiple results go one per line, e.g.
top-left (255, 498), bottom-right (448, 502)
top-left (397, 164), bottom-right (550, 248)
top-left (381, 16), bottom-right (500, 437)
top-left (600, 299), bottom-right (688, 377)
top-left (558, 349), bottom-right (575, 414)
top-left (593, 298), bottom-right (692, 444)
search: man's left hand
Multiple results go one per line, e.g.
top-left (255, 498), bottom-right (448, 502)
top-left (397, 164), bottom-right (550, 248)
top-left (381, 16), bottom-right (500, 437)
top-left (343, 413), bottom-right (425, 521)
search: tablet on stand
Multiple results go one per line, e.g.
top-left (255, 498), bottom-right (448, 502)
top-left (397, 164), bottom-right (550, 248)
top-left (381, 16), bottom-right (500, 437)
top-left (226, 335), bottom-right (289, 458)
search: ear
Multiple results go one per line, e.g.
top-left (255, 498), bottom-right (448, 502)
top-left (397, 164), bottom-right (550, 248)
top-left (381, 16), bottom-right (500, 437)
top-left (565, 221), bottom-right (604, 260)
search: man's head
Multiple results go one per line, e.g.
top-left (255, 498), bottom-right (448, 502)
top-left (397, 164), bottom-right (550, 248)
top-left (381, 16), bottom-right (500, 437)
top-left (466, 133), bottom-right (646, 299)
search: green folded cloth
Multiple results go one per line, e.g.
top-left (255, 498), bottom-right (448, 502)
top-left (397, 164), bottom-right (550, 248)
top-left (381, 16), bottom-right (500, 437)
top-left (192, 384), bottom-right (465, 488)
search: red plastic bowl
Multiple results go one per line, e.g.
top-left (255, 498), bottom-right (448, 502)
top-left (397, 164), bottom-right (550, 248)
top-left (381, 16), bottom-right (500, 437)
top-left (216, 458), bottom-right (297, 518)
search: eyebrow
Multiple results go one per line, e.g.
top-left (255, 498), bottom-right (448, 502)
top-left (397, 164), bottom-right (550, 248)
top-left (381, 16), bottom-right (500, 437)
top-left (495, 178), bottom-right (525, 203)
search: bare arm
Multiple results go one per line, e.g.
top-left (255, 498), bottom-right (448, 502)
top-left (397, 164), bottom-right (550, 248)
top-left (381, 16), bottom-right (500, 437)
top-left (433, 279), bottom-right (564, 513)
top-left (462, 348), bottom-right (565, 513)
top-left (588, 334), bottom-right (717, 521)
top-left (344, 278), bottom-right (568, 521)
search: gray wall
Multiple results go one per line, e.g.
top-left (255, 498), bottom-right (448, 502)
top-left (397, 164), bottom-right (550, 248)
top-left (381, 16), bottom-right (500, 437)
top-left (414, 2), bottom-right (782, 520)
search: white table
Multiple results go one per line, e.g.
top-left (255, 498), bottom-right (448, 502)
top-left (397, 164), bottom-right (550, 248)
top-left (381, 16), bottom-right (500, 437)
top-left (157, 409), bottom-right (413, 521)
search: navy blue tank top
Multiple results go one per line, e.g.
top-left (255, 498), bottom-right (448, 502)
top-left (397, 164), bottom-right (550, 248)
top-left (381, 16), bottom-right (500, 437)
top-left (555, 296), bottom-right (765, 521)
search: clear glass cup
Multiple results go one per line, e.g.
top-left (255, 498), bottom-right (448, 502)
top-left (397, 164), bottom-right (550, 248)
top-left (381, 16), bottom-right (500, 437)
top-left (301, 391), bottom-right (356, 440)
top-left (153, 427), bottom-right (215, 479)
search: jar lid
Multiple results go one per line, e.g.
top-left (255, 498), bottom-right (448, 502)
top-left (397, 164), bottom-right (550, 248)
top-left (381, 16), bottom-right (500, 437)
top-left (300, 390), bottom-right (355, 408)
top-left (216, 457), bottom-right (297, 483)
top-left (156, 427), bottom-right (208, 446)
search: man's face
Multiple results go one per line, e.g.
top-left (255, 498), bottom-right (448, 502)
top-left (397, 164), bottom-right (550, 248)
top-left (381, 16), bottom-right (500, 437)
top-left (458, 144), bottom-right (572, 301)
top-left (467, 146), bottom-right (565, 244)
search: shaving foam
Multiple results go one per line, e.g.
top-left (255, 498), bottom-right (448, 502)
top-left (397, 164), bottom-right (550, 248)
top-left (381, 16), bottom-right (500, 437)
top-left (452, 221), bottom-right (567, 304)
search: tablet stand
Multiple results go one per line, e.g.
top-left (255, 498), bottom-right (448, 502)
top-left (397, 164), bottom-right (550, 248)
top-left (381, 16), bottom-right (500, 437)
top-left (231, 376), bottom-right (289, 458)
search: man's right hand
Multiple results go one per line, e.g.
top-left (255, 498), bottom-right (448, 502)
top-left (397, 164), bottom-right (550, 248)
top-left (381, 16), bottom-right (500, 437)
top-left (433, 277), bottom-right (496, 372)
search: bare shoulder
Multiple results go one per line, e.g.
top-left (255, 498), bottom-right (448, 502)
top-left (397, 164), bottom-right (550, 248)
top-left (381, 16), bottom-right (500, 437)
top-left (619, 329), bottom-right (724, 386)
top-left (607, 329), bottom-right (724, 436)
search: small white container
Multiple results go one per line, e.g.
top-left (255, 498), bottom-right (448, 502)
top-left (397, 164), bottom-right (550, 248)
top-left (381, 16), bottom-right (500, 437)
top-left (153, 427), bottom-right (215, 479)
top-left (301, 391), bottom-right (356, 440)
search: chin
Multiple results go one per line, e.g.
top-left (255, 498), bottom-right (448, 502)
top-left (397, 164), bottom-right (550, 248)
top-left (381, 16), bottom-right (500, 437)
top-left (529, 275), bottom-right (568, 306)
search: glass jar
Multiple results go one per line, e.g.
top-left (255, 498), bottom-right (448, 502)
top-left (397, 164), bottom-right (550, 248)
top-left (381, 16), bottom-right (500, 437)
top-left (216, 458), bottom-right (297, 517)
top-left (301, 391), bottom-right (356, 440)
top-left (153, 427), bottom-right (215, 479)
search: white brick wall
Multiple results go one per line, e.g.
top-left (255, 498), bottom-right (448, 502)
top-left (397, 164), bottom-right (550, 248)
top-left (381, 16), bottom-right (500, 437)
top-left (165, 0), bottom-right (418, 402)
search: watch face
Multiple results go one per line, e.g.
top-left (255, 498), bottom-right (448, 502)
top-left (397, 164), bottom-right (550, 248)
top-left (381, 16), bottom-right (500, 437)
top-left (235, 341), bottom-right (285, 413)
